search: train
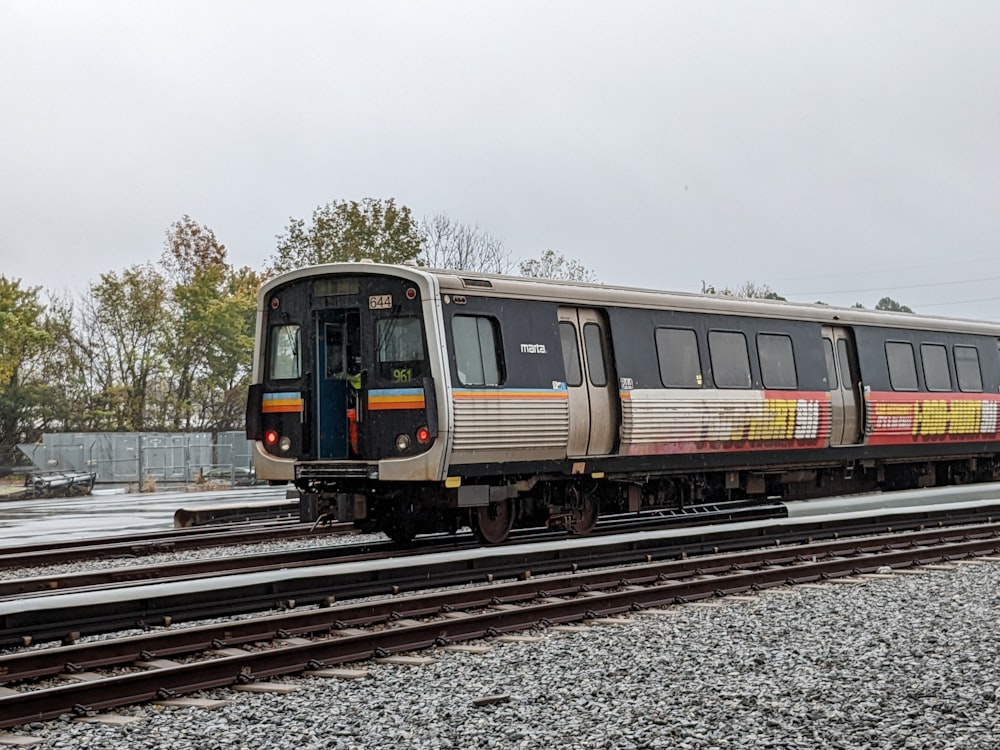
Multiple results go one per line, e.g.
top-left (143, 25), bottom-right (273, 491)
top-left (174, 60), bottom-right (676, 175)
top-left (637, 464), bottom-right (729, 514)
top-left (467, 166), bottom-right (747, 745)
top-left (246, 261), bottom-right (1000, 543)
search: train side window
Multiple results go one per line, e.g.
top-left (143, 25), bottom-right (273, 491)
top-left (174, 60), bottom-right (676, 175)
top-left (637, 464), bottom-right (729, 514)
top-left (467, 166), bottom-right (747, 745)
top-left (757, 333), bottom-right (797, 389)
top-left (268, 324), bottom-right (301, 380)
top-left (886, 342), bottom-right (918, 391)
top-left (582, 323), bottom-right (608, 387)
top-left (559, 322), bottom-right (583, 387)
top-left (708, 331), bottom-right (751, 389)
top-left (655, 327), bottom-right (702, 388)
top-left (823, 338), bottom-right (838, 390)
top-left (920, 344), bottom-right (952, 392)
top-left (836, 339), bottom-right (856, 389)
top-left (955, 346), bottom-right (983, 392)
top-left (452, 315), bottom-right (503, 386)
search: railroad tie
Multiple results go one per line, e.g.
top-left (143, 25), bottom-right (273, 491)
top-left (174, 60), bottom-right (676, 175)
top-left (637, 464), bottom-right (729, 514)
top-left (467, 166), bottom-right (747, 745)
top-left (232, 682), bottom-right (301, 694)
top-left (74, 715), bottom-right (144, 726)
top-left (304, 668), bottom-right (370, 680)
top-left (0, 732), bottom-right (45, 746)
top-left (154, 698), bottom-right (229, 710)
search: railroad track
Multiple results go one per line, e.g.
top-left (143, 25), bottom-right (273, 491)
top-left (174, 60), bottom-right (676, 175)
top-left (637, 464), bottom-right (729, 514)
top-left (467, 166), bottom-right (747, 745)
top-left (2, 524), bottom-right (998, 730)
top-left (0, 520), bottom-right (355, 571)
top-left (0, 502), bottom-right (785, 596)
top-left (3, 489), bottom-right (994, 599)
top-left (0, 499), bottom-right (782, 576)
top-left (4, 499), bottom-right (1000, 648)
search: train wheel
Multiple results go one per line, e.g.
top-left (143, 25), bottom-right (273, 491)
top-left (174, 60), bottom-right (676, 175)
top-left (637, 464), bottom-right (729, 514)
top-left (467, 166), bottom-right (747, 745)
top-left (472, 499), bottom-right (514, 544)
top-left (382, 518), bottom-right (416, 546)
top-left (569, 488), bottom-right (599, 536)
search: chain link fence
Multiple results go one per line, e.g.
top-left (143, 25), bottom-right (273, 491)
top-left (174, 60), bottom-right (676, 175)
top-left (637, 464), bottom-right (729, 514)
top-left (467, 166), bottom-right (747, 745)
top-left (14, 432), bottom-right (256, 491)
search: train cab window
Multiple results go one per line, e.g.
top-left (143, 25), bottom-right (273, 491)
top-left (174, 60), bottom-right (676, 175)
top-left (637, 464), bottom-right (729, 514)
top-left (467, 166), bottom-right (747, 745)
top-left (920, 344), bottom-right (952, 392)
top-left (325, 325), bottom-right (346, 377)
top-left (822, 338), bottom-right (838, 390)
top-left (268, 324), bottom-right (301, 380)
top-left (583, 323), bottom-right (608, 387)
top-left (655, 327), bottom-right (702, 388)
top-left (708, 331), bottom-right (751, 389)
top-left (886, 342), bottom-right (918, 391)
top-left (757, 333), bottom-right (797, 389)
top-left (376, 317), bottom-right (424, 361)
top-left (375, 316), bottom-right (426, 384)
top-left (452, 315), bottom-right (503, 386)
top-left (559, 322), bottom-right (583, 387)
top-left (955, 346), bottom-right (983, 392)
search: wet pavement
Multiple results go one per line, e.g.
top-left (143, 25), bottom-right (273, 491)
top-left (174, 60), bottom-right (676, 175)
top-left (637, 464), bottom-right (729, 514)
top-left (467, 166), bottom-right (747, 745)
top-left (0, 487), bottom-right (287, 547)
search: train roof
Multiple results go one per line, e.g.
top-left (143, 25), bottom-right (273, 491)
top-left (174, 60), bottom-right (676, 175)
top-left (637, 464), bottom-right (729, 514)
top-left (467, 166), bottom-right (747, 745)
top-left (262, 261), bottom-right (1000, 338)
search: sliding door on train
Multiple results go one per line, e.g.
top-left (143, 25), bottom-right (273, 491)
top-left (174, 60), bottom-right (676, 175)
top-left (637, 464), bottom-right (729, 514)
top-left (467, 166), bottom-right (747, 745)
top-left (822, 325), bottom-right (863, 445)
top-left (315, 309), bottom-right (362, 459)
top-left (557, 307), bottom-right (619, 456)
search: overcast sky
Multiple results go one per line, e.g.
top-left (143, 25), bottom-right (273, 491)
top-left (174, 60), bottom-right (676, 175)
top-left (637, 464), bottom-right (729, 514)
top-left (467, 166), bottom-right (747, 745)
top-left (2, 2), bottom-right (999, 320)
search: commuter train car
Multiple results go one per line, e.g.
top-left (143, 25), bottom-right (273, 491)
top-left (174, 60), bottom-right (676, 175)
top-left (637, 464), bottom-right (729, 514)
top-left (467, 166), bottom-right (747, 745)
top-left (246, 262), bottom-right (1000, 543)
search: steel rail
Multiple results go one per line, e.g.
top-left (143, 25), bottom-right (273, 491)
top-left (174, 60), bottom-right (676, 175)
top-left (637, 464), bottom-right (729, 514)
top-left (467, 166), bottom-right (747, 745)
top-left (0, 537), bottom-right (401, 599)
top-left (0, 522), bottom-right (354, 571)
top-left (0, 501), bottom-right (779, 586)
top-left (2, 533), bottom-right (998, 729)
top-left (3, 507), bottom-right (1000, 648)
top-left (0, 510), bottom-right (773, 598)
top-left (0, 522), bottom-right (996, 678)
top-left (0, 521), bottom-right (995, 682)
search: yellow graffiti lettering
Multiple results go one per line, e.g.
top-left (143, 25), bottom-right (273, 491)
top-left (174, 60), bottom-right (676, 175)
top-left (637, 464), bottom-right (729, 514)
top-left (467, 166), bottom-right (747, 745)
top-left (912, 400), bottom-right (948, 437)
top-left (748, 399), bottom-right (797, 441)
top-left (910, 399), bottom-right (985, 437)
top-left (949, 400), bottom-right (982, 435)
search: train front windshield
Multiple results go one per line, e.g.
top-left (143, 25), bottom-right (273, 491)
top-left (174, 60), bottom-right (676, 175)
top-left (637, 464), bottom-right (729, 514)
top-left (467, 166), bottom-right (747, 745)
top-left (375, 316), bottom-right (427, 385)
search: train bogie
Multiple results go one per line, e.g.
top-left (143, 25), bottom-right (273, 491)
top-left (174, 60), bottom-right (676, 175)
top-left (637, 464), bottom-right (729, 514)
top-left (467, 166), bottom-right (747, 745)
top-left (247, 262), bottom-right (1000, 544)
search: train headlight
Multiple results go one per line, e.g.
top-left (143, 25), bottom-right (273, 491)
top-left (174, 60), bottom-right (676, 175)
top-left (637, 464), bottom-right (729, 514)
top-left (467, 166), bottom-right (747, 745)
top-left (395, 434), bottom-right (411, 452)
top-left (279, 436), bottom-right (292, 452)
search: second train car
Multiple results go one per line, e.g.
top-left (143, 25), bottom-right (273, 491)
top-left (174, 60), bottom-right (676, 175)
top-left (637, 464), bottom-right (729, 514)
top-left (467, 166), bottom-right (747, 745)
top-left (246, 261), bottom-right (1000, 543)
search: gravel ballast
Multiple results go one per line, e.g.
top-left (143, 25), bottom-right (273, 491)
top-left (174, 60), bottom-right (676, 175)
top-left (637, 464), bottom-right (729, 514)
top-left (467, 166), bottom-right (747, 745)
top-left (7, 561), bottom-right (1000, 749)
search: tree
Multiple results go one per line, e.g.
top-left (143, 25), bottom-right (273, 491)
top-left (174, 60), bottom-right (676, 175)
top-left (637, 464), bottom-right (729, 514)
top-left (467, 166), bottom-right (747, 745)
top-left (79, 265), bottom-right (171, 431)
top-left (519, 250), bottom-right (598, 282)
top-left (419, 213), bottom-right (513, 273)
top-left (13, 293), bottom-right (92, 433)
top-left (203, 265), bottom-right (261, 430)
top-left (703, 280), bottom-right (785, 300)
top-left (0, 277), bottom-right (51, 459)
top-left (160, 216), bottom-right (259, 431)
top-left (875, 297), bottom-right (914, 314)
top-left (0, 277), bottom-right (47, 387)
top-left (186, 264), bottom-right (260, 431)
top-left (269, 198), bottom-right (425, 274)
top-left (160, 214), bottom-right (227, 285)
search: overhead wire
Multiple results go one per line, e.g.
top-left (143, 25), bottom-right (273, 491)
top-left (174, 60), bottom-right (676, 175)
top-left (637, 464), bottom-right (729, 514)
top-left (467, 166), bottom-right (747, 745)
top-left (784, 274), bottom-right (1000, 298)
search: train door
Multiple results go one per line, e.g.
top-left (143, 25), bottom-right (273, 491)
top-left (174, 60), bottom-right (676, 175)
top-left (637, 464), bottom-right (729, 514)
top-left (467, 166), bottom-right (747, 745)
top-left (315, 308), bottom-right (362, 458)
top-left (821, 325), bottom-right (863, 445)
top-left (557, 307), bottom-right (618, 456)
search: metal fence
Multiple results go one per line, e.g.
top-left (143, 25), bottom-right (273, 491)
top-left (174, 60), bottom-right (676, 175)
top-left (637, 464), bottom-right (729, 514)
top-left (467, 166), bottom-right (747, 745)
top-left (15, 432), bottom-right (255, 487)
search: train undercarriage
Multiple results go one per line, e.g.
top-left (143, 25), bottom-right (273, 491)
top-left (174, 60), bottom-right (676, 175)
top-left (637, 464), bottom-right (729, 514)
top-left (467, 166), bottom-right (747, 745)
top-left (294, 453), bottom-right (1000, 545)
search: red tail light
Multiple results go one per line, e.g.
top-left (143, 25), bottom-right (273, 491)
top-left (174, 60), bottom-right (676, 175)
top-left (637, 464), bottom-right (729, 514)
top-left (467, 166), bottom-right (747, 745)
top-left (264, 430), bottom-right (279, 446)
top-left (416, 426), bottom-right (430, 444)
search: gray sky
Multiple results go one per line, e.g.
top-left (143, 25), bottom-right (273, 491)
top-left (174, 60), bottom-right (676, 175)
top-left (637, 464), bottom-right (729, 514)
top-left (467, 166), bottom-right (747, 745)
top-left (2, 2), bottom-right (999, 320)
